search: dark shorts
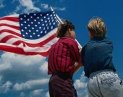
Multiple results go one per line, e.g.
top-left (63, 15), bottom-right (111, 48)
top-left (49, 72), bottom-right (77, 97)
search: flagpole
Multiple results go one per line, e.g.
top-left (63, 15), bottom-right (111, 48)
top-left (50, 7), bottom-right (63, 24)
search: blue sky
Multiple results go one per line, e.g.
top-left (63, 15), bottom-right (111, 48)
top-left (0, 0), bottom-right (123, 97)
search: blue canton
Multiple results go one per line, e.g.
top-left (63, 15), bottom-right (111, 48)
top-left (19, 11), bottom-right (58, 39)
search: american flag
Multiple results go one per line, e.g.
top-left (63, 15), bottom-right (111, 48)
top-left (0, 11), bottom-right (59, 56)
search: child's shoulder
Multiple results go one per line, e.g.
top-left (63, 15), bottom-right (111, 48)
top-left (102, 38), bottom-right (113, 44)
top-left (62, 37), bottom-right (78, 47)
top-left (61, 37), bottom-right (76, 42)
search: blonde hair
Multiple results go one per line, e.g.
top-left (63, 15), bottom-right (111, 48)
top-left (87, 17), bottom-right (107, 38)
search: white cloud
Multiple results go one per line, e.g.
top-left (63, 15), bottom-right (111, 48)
top-left (74, 79), bottom-right (87, 89)
top-left (0, 52), bottom-right (49, 95)
top-left (13, 79), bottom-right (49, 91)
top-left (52, 7), bottom-right (66, 11)
top-left (0, 52), bottom-right (88, 97)
top-left (45, 91), bottom-right (50, 97)
top-left (74, 72), bottom-right (87, 89)
top-left (40, 61), bottom-right (48, 74)
top-left (41, 4), bottom-right (49, 9)
top-left (10, 0), bottom-right (41, 14)
top-left (19, 0), bottom-right (40, 11)
top-left (74, 72), bottom-right (88, 97)
top-left (9, 0), bottom-right (66, 15)
top-left (0, 63), bottom-right (12, 72)
top-left (0, 76), bottom-right (2, 81)
top-left (0, 52), bottom-right (45, 66)
top-left (0, 81), bottom-right (13, 93)
top-left (0, 3), bottom-right (4, 8)
top-left (12, 5), bottom-right (22, 14)
top-left (20, 92), bottom-right (26, 97)
top-left (31, 89), bottom-right (43, 96)
top-left (0, 0), bottom-right (4, 8)
top-left (40, 3), bottom-right (66, 11)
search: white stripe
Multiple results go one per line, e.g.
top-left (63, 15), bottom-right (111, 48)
top-left (0, 31), bottom-right (57, 46)
top-left (0, 26), bottom-right (20, 34)
top-left (44, 37), bottom-right (58, 47)
top-left (0, 32), bottom-right (21, 44)
top-left (4, 14), bottom-right (19, 17)
top-left (0, 33), bottom-right (58, 52)
top-left (0, 31), bottom-right (58, 47)
top-left (5, 38), bottom-right (20, 45)
top-left (0, 32), bottom-right (21, 41)
top-left (0, 32), bottom-right (8, 41)
top-left (20, 44), bottom-right (49, 52)
top-left (0, 43), bottom-right (49, 53)
top-left (0, 43), bottom-right (17, 47)
top-left (0, 20), bottom-right (19, 26)
top-left (9, 35), bottom-right (57, 48)
top-left (21, 38), bottom-right (58, 52)
top-left (1, 27), bottom-right (57, 44)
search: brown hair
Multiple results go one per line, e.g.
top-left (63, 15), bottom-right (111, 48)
top-left (57, 20), bottom-right (75, 38)
top-left (87, 17), bottom-right (107, 38)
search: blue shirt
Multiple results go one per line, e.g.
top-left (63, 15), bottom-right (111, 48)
top-left (81, 37), bottom-right (116, 77)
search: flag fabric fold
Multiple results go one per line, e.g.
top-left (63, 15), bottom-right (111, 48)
top-left (0, 11), bottom-right (59, 56)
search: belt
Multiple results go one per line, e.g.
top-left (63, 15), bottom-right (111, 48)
top-left (52, 71), bottom-right (73, 79)
top-left (89, 69), bottom-right (115, 78)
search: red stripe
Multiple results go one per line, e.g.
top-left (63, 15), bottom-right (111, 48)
top-left (0, 35), bottom-right (17, 43)
top-left (0, 17), bottom-right (19, 22)
top-left (1, 32), bottom-right (56, 47)
top-left (0, 44), bottom-right (48, 56)
top-left (0, 29), bottom-right (21, 37)
top-left (0, 23), bottom-right (20, 30)
top-left (13, 33), bottom-right (56, 47)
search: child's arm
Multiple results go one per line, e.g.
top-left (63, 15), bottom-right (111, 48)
top-left (73, 46), bottom-right (85, 73)
top-left (74, 62), bottom-right (83, 73)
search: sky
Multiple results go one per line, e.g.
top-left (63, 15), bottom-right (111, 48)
top-left (0, 0), bottom-right (123, 97)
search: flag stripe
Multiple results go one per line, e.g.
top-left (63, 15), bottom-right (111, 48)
top-left (0, 32), bottom-right (20, 41)
top-left (0, 11), bottom-right (59, 56)
top-left (0, 29), bottom-right (21, 37)
top-left (0, 41), bottom-right (51, 52)
top-left (0, 35), bottom-right (17, 43)
top-left (0, 20), bottom-right (19, 26)
top-left (0, 17), bottom-right (19, 22)
top-left (0, 30), bottom-right (57, 46)
top-left (0, 23), bottom-right (20, 30)
top-left (13, 33), bottom-right (56, 47)
top-left (0, 44), bottom-right (48, 56)
top-left (0, 26), bottom-right (20, 34)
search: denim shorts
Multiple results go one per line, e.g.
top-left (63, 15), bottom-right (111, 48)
top-left (87, 70), bottom-right (123, 97)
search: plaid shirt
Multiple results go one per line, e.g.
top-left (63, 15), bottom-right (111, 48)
top-left (48, 37), bottom-right (81, 74)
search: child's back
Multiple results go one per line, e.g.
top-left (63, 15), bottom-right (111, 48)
top-left (81, 17), bottom-right (123, 97)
